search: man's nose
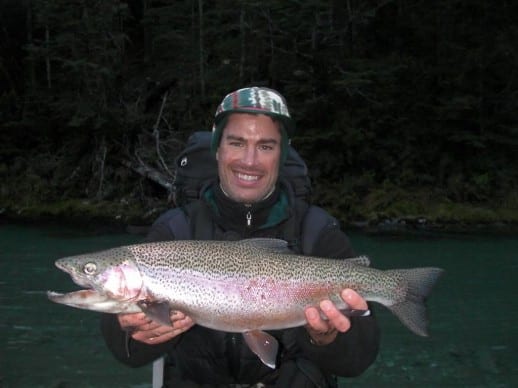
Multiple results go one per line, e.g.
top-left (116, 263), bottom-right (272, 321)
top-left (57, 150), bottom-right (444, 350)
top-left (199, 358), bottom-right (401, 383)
top-left (242, 146), bottom-right (257, 165)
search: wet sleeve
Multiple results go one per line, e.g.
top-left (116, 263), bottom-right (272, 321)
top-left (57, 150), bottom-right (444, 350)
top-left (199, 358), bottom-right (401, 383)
top-left (100, 313), bottom-right (177, 367)
top-left (297, 224), bottom-right (381, 376)
top-left (295, 310), bottom-right (380, 376)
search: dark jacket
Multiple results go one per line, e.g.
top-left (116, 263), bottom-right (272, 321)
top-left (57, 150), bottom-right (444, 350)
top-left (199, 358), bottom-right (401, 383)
top-left (100, 183), bottom-right (380, 385)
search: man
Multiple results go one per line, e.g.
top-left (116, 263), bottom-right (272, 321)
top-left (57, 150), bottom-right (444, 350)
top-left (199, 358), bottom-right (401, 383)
top-left (101, 87), bottom-right (380, 386)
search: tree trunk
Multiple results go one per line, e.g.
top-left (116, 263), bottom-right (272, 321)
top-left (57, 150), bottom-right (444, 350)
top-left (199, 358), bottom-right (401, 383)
top-left (45, 24), bottom-right (52, 89)
top-left (198, 0), bottom-right (205, 99)
top-left (25, 0), bottom-right (36, 92)
top-left (239, 6), bottom-right (245, 83)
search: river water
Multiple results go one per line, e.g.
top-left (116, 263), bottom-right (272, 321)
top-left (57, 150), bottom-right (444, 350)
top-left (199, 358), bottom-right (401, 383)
top-left (0, 223), bottom-right (516, 387)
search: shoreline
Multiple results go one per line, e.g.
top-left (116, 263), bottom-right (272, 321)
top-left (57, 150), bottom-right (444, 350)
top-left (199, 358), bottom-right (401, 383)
top-left (2, 202), bottom-right (517, 237)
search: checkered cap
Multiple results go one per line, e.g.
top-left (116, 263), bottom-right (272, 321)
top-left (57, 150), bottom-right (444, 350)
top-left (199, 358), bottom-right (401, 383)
top-left (212, 87), bottom-right (295, 136)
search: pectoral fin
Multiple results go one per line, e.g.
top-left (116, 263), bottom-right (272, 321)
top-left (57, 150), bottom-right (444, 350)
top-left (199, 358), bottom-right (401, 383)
top-left (243, 330), bottom-right (279, 369)
top-left (137, 300), bottom-right (171, 326)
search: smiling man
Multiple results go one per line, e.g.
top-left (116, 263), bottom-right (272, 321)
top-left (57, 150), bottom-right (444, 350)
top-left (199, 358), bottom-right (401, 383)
top-left (100, 87), bottom-right (380, 387)
top-left (216, 113), bottom-right (282, 204)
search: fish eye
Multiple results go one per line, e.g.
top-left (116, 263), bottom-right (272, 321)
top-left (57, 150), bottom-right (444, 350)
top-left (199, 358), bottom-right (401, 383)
top-left (83, 262), bottom-right (97, 275)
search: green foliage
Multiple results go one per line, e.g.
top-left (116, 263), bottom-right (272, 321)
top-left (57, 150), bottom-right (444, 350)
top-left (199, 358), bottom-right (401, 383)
top-left (1, 0), bottom-right (517, 225)
top-left (3, 198), bottom-right (153, 225)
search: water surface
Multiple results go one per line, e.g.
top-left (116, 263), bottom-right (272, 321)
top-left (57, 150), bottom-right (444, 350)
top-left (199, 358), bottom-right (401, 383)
top-left (0, 224), bottom-right (148, 387)
top-left (350, 230), bottom-right (517, 387)
top-left (0, 224), bottom-right (516, 387)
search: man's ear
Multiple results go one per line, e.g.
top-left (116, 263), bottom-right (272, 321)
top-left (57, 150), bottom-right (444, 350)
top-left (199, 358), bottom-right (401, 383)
top-left (215, 150), bottom-right (219, 161)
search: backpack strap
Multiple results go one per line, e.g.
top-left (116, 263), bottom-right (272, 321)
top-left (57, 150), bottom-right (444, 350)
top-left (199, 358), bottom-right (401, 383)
top-left (158, 202), bottom-right (214, 241)
top-left (161, 208), bottom-right (190, 240)
top-left (188, 202), bottom-right (215, 240)
top-left (300, 205), bottom-right (339, 256)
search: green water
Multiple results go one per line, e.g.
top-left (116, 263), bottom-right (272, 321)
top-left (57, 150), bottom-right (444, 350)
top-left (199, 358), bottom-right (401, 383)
top-left (0, 224), bottom-right (148, 388)
top-left (349, 231), bottom-right (517, 387)
top-left (0, 224), bottom-right (516, 387)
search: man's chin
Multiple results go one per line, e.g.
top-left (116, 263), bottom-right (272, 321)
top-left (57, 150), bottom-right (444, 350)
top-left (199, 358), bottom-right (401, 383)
top-left (229, 189), bottom-right (267, 204)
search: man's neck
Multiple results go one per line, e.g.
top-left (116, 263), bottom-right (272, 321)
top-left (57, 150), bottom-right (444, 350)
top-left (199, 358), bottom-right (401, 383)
top-left (219, 184), bottom-right (276, 205)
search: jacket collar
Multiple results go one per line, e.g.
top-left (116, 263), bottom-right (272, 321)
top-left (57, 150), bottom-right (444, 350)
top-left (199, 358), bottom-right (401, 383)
top-left (203, 183), bottom-right (291, 232)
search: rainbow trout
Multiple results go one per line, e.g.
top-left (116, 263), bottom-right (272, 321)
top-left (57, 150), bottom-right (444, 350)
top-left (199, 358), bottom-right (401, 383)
top-left (48, 238), bottom-right (443, 368)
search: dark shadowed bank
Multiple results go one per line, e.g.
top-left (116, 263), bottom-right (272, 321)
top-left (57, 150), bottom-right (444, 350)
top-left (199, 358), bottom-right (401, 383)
top-left (2, 193), bottom-right (518, 237)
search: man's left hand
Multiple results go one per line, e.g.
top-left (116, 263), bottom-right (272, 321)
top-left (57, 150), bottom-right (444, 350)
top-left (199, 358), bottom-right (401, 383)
top-left (304, 288), bottom-right (368, 346)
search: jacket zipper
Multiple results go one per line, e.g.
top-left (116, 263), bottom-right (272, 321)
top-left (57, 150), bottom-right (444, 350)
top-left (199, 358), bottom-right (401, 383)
top-left (246, 210), bottom-right (252, 227)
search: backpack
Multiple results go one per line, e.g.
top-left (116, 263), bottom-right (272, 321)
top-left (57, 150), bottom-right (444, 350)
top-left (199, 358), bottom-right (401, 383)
top-left (172, 131), bottom-right (311, 207)
top-left (166, 131), bottom-right (338, 255)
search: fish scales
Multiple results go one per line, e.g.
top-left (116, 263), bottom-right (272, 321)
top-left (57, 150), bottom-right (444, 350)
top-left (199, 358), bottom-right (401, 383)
top-left (109, 240), bottom-right (405, 331)
top-left (48, 238), bottom-right (443, 336)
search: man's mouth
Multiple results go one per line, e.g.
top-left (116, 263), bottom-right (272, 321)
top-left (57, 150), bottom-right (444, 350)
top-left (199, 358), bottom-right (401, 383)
top-left (236, 172), bottom-right (260, 182)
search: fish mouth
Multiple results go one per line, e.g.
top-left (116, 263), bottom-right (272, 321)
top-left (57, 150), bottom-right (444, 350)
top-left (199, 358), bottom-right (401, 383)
top-left (48, 289), bottom-right (97, 301)
top-left (47, 289), bottom-right (141, 313)
top-left (47, 289), bottom-right (102, 307)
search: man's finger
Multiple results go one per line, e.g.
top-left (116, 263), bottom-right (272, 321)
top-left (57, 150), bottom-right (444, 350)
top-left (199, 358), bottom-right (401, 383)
top-left (304, 306), bottom-right (329, 332)
top-left (341, 289), bottom-right (368, 310)
top-left (118, 312), bottom-right (150, 329)
top-left (320, 300), bottom-right (350, 332)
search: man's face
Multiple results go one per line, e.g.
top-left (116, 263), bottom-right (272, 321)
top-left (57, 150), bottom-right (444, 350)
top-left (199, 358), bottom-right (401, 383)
top-left (216, 113), bottom-right (282, 203)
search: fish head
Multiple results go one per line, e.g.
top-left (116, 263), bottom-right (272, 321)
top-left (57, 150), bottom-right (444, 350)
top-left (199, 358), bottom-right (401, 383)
top-left (53, 246), bottom-right (144, 301)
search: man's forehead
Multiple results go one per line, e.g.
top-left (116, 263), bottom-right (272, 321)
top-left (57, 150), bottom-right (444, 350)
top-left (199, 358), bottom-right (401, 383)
top-left (223, 114), bottom-right (282, 141)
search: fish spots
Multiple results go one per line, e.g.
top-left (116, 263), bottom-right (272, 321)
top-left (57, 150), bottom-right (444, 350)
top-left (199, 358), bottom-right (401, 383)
top-left (53, 238), bottom-right (440, 335)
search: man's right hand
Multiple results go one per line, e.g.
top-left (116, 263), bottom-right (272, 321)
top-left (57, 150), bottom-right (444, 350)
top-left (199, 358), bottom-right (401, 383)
top-left (118, 311), bottom-right (194, 345)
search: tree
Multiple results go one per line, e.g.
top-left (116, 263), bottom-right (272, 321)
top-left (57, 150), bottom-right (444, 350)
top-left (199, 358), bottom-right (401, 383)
top-left (0, 0), bottom-right (516, 222)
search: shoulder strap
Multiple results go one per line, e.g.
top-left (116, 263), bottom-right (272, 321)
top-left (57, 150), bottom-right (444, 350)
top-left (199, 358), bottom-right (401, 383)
top-left (189, 202), bottom-right (215, 240)
top-left (300, 205), bottom-right (339, 256)
top-left (163, 202), bottom-right (215, 241)
top-left (169, 201), bottom-right (214, 240)
top-left (163, 207), bottom-right (190, 240)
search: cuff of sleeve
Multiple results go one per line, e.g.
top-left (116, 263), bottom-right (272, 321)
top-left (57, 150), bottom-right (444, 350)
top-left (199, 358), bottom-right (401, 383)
top-left (298, 327), bottom-right (344, 355)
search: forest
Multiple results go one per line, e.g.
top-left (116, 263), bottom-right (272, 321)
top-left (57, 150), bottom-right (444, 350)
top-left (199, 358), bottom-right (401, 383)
top-left (1, 0), bottom-right (517, 228)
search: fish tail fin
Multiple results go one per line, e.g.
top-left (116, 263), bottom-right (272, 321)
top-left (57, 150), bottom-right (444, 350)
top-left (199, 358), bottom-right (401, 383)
top-left (386, 267), bottom-right (444, 336)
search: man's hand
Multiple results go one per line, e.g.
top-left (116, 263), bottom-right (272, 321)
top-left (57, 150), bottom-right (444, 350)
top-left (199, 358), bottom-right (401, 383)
top-left (118, 311), bottom-right (194, 345)
top-left (304, 288), bottom-right (368, 346)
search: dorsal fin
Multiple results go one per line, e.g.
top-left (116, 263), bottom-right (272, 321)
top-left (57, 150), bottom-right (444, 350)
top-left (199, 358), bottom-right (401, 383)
top-left (238, 238), bottom-right (294, 254)
top-left (345, 255), bottom-right (371, 267)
